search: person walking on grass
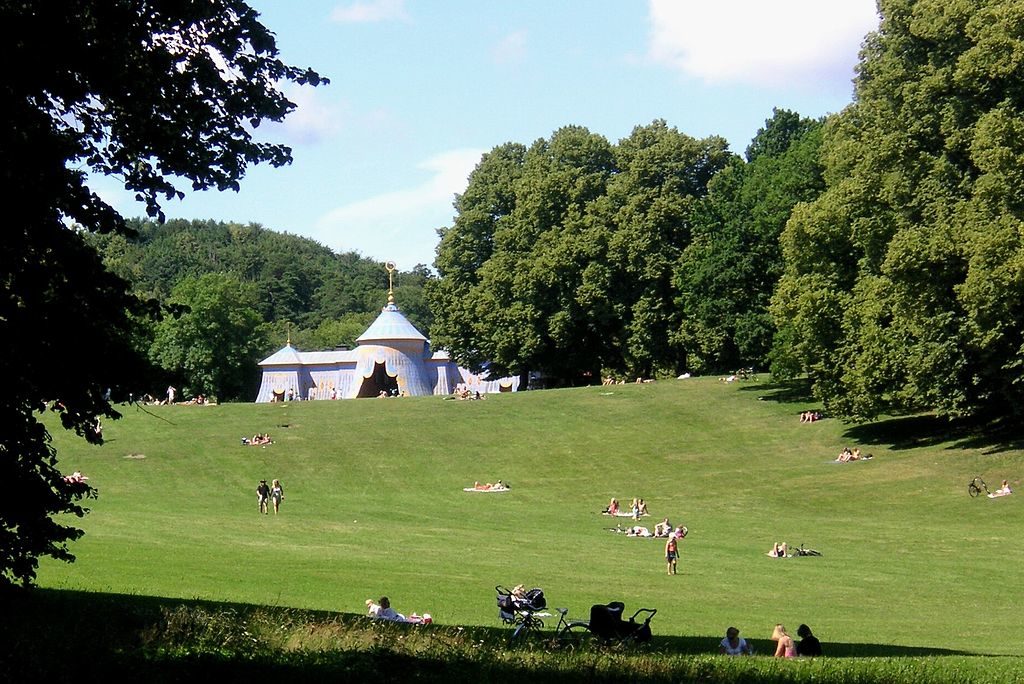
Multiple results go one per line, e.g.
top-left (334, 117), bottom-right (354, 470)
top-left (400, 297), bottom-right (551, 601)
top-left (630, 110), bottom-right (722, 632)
top-left (271, 479), bottom-right (285, 514)
top-left (256, 479), bottom-right (270, 515)
top-left (665, 532), bottom-right (679, 575)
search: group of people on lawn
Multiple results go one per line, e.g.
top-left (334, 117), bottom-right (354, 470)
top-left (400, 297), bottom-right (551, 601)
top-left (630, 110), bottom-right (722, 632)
top-left (602, 497), bottom-right (649, 518)
top-left (255, 478), bottom-right (284, 514)
top-left (719, 623), bottom-right (822, 657)
top-left (242, 433), bottom-right (273, 446)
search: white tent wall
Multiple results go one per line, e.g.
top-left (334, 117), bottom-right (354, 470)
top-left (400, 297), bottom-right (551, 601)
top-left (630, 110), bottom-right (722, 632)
top-left (255, 369), bottom-right (301, 403)
top-left (347, 342), bottom-right (434, 398)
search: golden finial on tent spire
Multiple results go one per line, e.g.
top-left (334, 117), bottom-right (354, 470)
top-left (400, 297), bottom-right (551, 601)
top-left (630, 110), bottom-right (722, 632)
top-left (286, 321), bottom-right (291, 346)
top-left (385, 261), bottom-right (397, 306)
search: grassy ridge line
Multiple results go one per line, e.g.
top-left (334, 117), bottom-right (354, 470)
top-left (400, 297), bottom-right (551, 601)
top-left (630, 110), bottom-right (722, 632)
top-left (37, 378), bottom-right (1024, 656)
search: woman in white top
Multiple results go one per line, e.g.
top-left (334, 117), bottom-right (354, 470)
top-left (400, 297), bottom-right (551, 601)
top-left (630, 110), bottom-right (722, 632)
top-left (719, 626), bottom-right (752, 655)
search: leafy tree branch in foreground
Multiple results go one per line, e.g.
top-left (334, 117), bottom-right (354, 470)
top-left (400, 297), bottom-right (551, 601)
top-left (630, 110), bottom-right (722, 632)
top-left (0, 0), bottom-right (324, 587)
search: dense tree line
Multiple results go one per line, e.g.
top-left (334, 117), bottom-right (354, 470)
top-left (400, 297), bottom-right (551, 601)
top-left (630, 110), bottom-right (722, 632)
top-left (89, 219), bottom-right (432, 400)
top-left (772, 0), bottom-right (1024, 421)
top-left (431, 0), bottom-right (1024, 425)
top-left (427, 114), bottom-right (824, 385)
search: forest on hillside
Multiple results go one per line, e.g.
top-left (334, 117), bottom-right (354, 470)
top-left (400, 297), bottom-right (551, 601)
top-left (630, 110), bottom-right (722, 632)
top-left (88, 220), bottom-right (432, 400)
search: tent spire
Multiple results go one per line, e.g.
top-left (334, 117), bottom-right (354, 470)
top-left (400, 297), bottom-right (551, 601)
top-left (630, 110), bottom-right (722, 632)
top-left (384, 260), bottom-right (397, 309)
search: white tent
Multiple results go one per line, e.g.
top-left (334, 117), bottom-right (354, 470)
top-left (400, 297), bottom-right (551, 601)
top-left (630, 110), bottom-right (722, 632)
top-left (255, 294), bottom-right (518, 402)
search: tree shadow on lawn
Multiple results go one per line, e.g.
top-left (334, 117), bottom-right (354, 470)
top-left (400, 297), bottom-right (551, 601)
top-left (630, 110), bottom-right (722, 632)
top-left (740, 379), bottom-right (1023, 455)
top-left (842, 414), bottom-right (1024, 455)
top-left (4, 589), bottom-right (986, 663)
top-left (653, 634), bottom-right (975, 658)
top-left (740, 378), bottom-right (816, 407)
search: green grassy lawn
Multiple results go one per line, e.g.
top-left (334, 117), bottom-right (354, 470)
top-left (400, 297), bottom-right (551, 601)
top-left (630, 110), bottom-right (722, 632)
top-left (38, 377), bottom-right (1024, 658)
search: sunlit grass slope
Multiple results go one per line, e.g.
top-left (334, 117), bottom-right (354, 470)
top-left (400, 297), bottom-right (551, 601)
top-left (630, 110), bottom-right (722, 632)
top-left (39, 378), bottom-right (1024, 656)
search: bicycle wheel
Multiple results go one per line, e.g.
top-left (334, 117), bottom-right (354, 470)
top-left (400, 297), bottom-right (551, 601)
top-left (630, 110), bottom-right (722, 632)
top-left (558, 622), bottom-right (596, 650)
top-left (510, 615), bottom-right (543, 644)
top-left (968, 482), bottom-right (981, 497)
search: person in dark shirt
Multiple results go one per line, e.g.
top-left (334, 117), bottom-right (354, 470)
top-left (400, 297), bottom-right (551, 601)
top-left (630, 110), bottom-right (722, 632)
top-left (796, 624), bottom-right (822, 656)
top-left (256, 479), bottom-right (270, 514)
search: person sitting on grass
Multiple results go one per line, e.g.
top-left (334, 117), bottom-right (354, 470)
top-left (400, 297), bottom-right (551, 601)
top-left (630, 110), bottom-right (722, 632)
top-left (796, 623), bottom-right (822, 656)
top-left (603, 498), bottom-right (620, 515)
top-left (719, 626), bottom-right (753, 655)
top-left (989, 479), bottom-right (1013, 498)
top-left (373, 596), bottom-right (403, 621)
top-left (767, 541), bottom-right (788, 558)
top-left (771, 624), bottom-right (797, 658)
top-left (653, 517), bottom-right (672, 537)
top-left (836, 447), bottom-right (871, 462)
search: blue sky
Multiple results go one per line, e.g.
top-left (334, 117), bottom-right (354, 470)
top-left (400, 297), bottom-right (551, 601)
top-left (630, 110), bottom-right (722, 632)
top-left (94, 0), bottom-right (880, 269)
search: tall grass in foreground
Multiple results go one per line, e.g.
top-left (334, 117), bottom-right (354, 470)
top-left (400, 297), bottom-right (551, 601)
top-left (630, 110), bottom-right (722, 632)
top-left (4, 590), bottom-right (1017, 683)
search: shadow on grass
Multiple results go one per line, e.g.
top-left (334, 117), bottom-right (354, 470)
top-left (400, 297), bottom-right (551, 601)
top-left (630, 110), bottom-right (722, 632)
top-left (739, 378), bottom-right (816, 407)
top-left (2, 587), bottom-right (990, 682)
top-left (739, 378), bottom-right (1024, 456)
top-left (842, 415), bottom-right (1024, 455)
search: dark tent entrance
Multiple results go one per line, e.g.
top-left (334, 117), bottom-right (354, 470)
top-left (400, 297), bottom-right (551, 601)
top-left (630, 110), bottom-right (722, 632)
top-left (356, 362), bottom-right (399, 398)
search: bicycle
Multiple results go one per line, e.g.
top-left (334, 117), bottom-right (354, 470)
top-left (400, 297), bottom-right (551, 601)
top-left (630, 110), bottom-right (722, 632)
top-left (968, 476), bottom-right (990, 498)
top-left (553, 607), bottom-right (594, 649)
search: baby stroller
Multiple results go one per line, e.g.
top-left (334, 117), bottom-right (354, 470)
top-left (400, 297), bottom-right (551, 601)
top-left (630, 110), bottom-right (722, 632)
top-left (586, 601), bottom-right (657, 645)
top-left (496, 585), bottom-right (547, 642)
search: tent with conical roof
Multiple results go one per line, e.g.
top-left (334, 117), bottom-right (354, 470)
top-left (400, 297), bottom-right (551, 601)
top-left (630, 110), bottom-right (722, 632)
top-left (255, 292), bottom-right (519, 402)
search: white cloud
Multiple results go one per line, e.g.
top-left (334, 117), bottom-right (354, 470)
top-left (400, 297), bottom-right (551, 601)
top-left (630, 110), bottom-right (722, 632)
top-left (313, 148), bottom-right (485, 267)
top-left (647, 0), bottom-right (879, 89)
top-left (493, 30), bottom-right (527, 65)
top-left (272, 85), bottom-right (341, 145)
top-left (330, 0), bottom-right (409, 23)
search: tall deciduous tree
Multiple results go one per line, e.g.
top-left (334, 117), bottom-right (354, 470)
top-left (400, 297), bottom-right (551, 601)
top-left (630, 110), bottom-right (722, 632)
top-left (428, 122), bottom-right (731, 384)
top-left (771, 0), bottom-right (1024, 421)
top-left (0, 0), bottom-right (323, 587)
top-left (676, 109), bottom-right (825, 374)
top-left (151, 273), bottom-right (266, 400)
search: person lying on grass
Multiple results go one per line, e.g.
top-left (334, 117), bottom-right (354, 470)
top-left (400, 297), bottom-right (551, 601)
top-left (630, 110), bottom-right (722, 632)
top-left (989, 479), bottom-right (1013, 498)
top-left (836, 447), bottom-right (871, 462)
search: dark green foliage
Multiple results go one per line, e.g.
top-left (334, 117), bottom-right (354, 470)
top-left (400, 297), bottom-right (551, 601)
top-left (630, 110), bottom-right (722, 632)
top-left (771, 0), bottom-right (1024, 421)
top-left (89, 218), bottom-right (434, 377)
top-left (150, 273), bottom-right (266, 400)
top-left (0, 0), bottom-right (323, 586)
top-left (677, 110), bottom-right (826, 373)
top-left (429, 122), bottom-right (732, 384)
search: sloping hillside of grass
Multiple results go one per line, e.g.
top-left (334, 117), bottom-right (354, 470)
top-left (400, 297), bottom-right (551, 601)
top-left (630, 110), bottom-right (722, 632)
top-left (38, 378), bottom-right (1024, 657)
